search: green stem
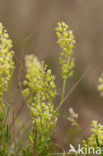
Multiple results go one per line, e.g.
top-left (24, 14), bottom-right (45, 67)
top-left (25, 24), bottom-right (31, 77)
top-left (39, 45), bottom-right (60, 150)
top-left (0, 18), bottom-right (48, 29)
top-left (1, 121), bottom-right (6, 155)
top-left (61, 78), bottom-right (67, 103)
top-left (4, 70), bottom-right (13, 123)
top-left (74, 120), bottom-right (87, 140)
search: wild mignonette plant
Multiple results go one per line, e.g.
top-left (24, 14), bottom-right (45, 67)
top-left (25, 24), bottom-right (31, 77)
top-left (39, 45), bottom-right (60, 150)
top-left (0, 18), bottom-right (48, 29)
top-left (81, 75), bottom-right (103, 155)
top-left (21, 22), bottom-right (76, 156)
top-left (22, 55), bottom-right (57, 155)
top-left (89, 121), bottom-right (103, 147)
top-left (0, 22), bottom-right (14, 155)
top-left (0, 21), bottom-right (76, 155)
top-left (1, 21), bottom-right (103, 156)
top-left (67, 74), bottom-right (103, 156)
top-left (80, 121), bottom-right (103, 155)
top-left (56, 22), bottom-right (75, 103)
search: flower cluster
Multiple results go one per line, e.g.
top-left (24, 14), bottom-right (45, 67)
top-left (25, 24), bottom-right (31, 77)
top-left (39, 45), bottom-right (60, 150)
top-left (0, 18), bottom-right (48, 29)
top-left (0, 103), bottom-right (5, 121)
top-left (23, 54), bottom-right (57, 129)
top-left (0, 23), bottom-right (14, 102)
top-left (23, 54), bottom-right (57, 154)
top-left (68, 108), bottom-right (78, 126)
top-left (56, 22), bottom-right (75, 80)
top-left (89, 121), bottom-right (103, 147)
top-left (0, 23), bottom-right (14, 122)
top-left (98, 72), bottom-right (103, 96)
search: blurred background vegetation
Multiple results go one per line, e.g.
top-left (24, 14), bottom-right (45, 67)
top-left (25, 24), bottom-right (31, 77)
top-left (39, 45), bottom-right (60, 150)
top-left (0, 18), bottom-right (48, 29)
top-left (1, 0), bottom-right (103, 151)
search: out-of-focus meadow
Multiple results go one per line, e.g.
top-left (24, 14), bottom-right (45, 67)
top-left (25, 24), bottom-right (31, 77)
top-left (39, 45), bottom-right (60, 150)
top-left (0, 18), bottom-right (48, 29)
top-left (1, 0), bottom-right (103, 149)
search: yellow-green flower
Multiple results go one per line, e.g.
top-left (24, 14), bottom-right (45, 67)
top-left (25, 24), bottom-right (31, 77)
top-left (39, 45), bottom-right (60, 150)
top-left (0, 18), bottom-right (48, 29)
top-left (56, 22), bottom-right (75, 79)
top-left (89, 121), bottom-right (103, 147)
top-left (23, 54), bottom-right (57, 128)
top-left (98, 72), bottom-right (103, 96)
top-left (0, 22), bottom-right (14, 102)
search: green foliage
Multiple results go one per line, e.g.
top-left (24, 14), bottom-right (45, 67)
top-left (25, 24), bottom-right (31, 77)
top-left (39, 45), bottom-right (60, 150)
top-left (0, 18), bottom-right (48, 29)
top-left (0, 123), bottom-right (10, 155)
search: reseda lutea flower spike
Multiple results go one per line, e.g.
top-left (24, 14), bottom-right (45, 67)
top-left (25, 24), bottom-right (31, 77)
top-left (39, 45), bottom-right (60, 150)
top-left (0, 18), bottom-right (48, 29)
top-left (23, 54), bottom-right (57, 155)
top-left (56, 22), bottom-right (75, 80)
top-left (0, 23), bottom-right (14, 101)
top-left (0, 23), bottom-right (14, 121)
top-left (56, 22), bottom-right (75, 103)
